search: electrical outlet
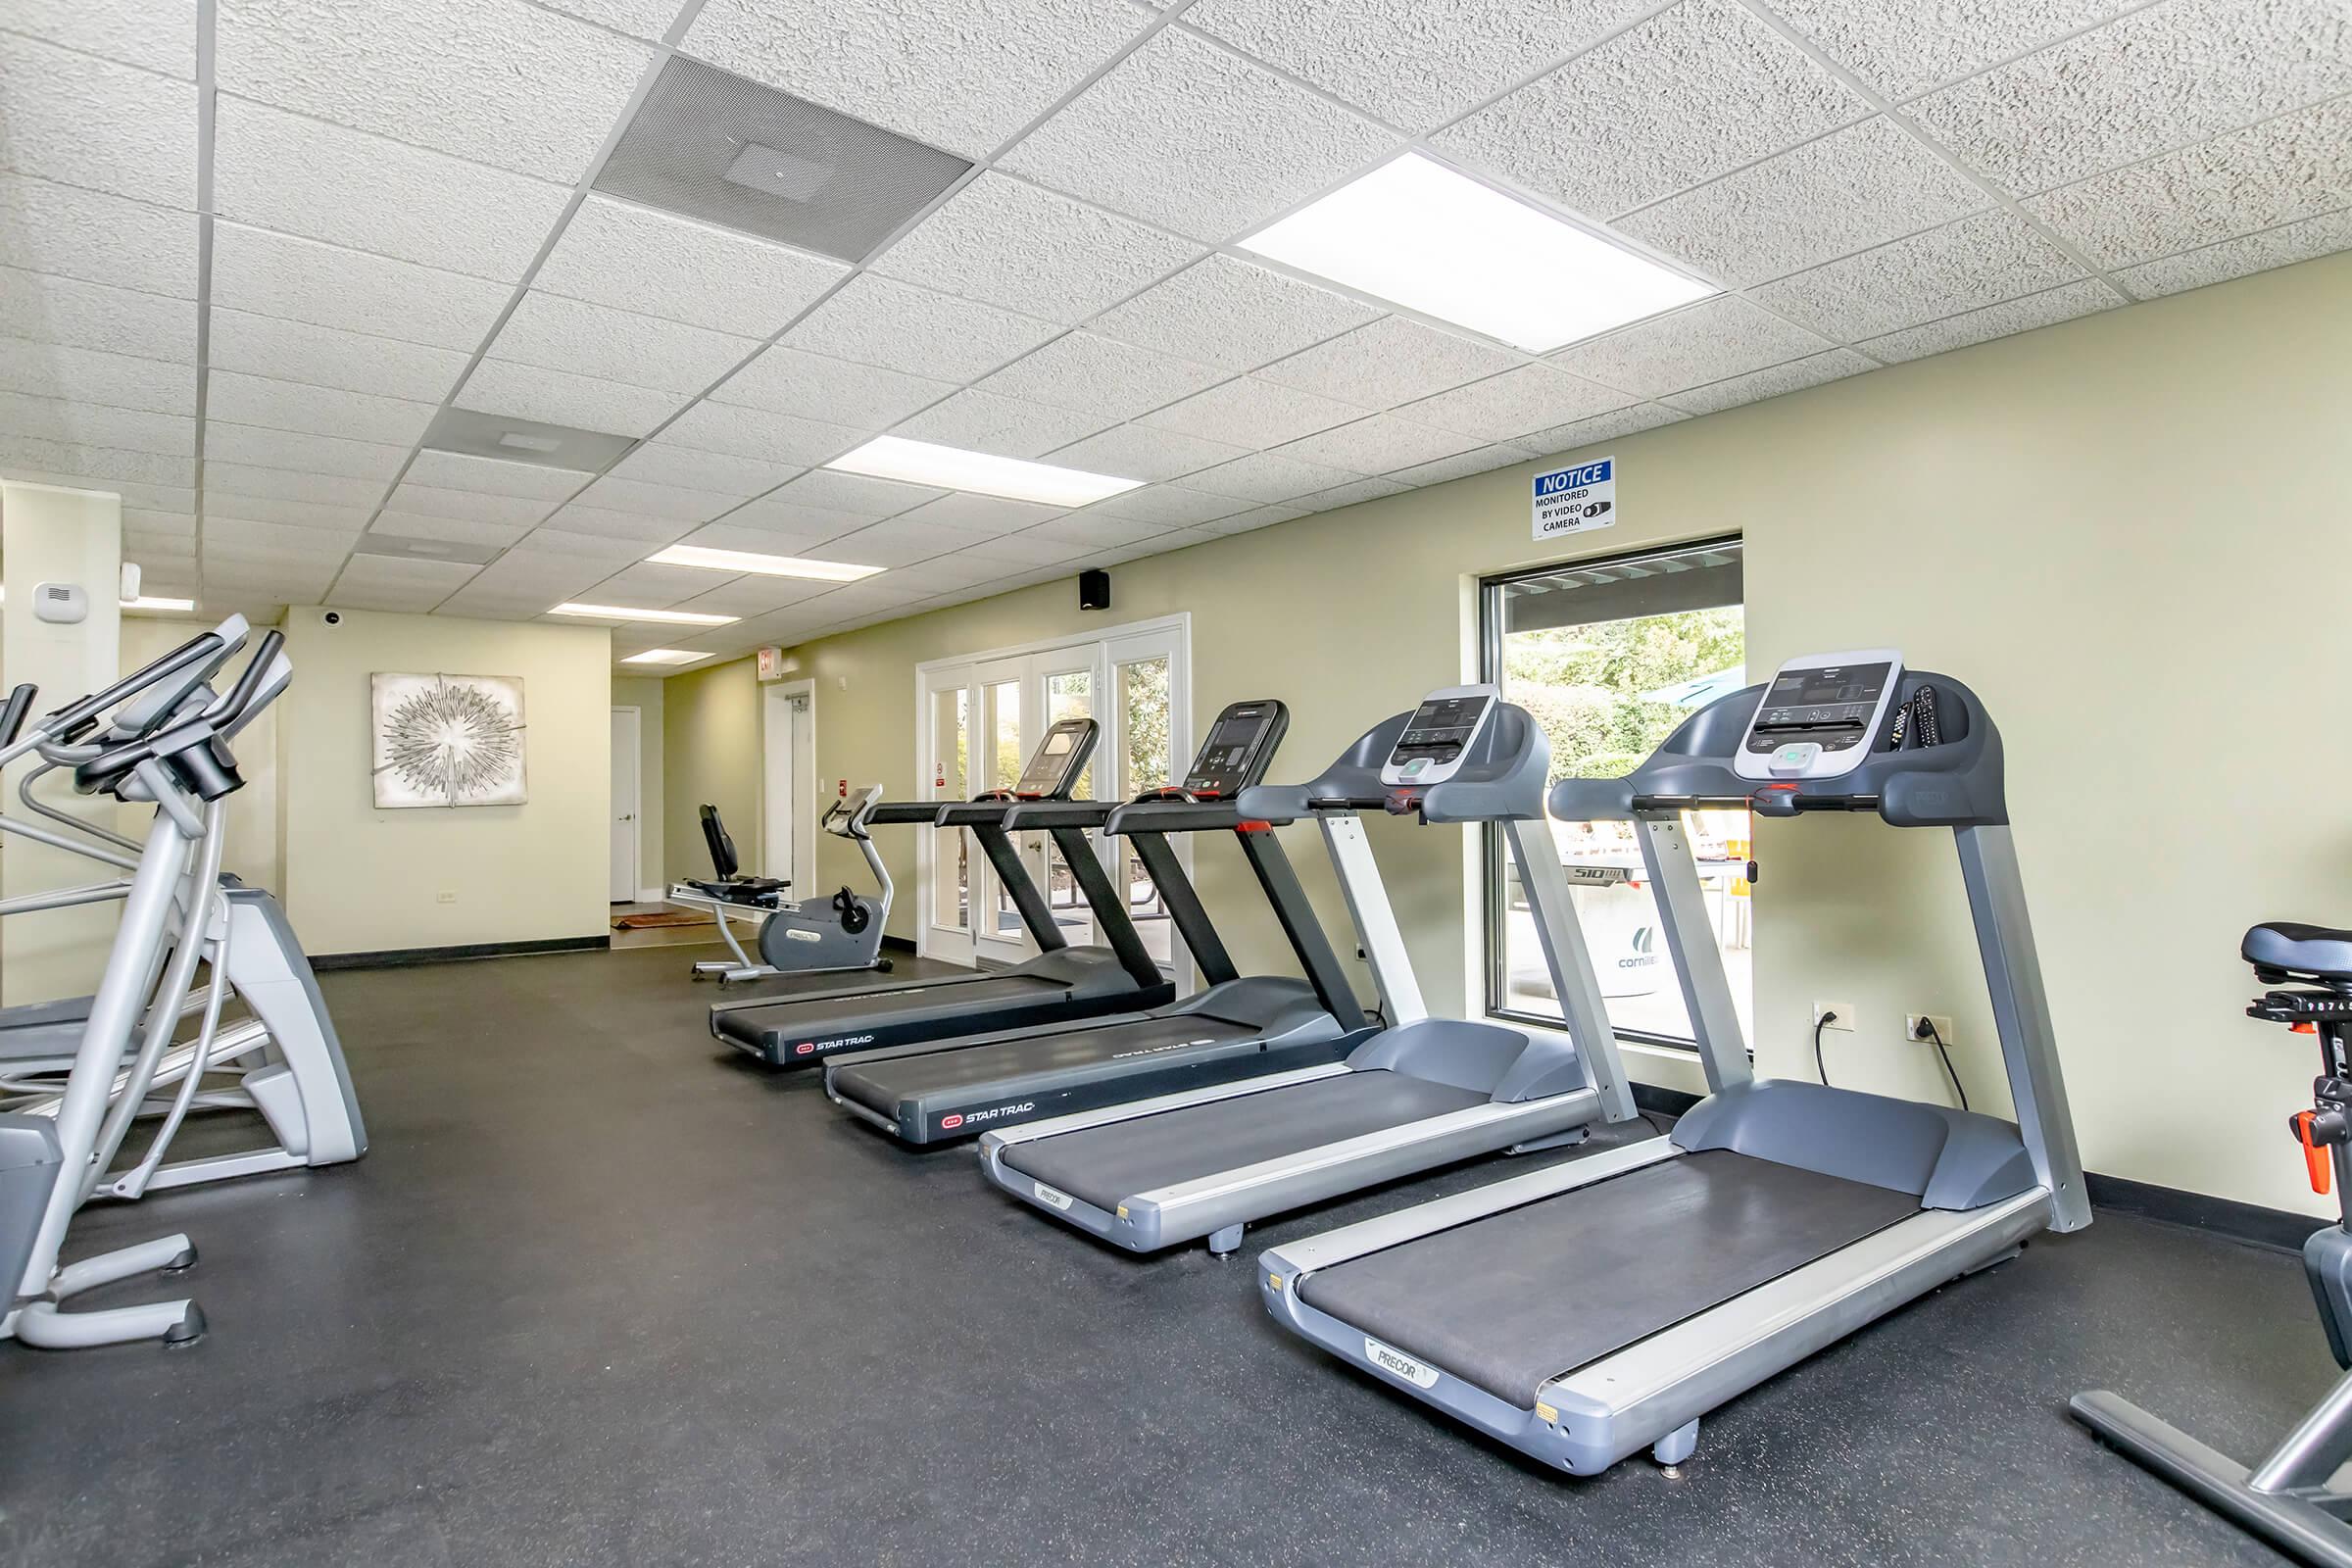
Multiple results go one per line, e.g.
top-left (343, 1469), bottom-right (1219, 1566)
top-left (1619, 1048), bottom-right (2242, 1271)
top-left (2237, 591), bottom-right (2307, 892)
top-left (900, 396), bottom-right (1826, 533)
top-left (1907, 1014), bottom-right (1955, 1047)
top-left (1814, 1001), bottom-right (1855, 1032)
top-left (436, 891), bottom-right (457, 905)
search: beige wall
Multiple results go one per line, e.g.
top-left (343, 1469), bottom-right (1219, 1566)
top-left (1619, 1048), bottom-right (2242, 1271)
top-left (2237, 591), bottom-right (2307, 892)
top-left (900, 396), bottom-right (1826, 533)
top-left (611, 675), bottom-right (665, 898)
top-left (661, 655), bottom-right (760, 887)
top-left (666, 253), bottom-right (2352, 1214)
top-left (277, 607), bottom-right (612, 956)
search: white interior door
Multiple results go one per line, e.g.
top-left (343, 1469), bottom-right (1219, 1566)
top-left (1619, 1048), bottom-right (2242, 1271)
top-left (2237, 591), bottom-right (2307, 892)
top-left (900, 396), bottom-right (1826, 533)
top-left (610, 707), bottom-right (640, 903)
top-left (919, 670), bottom-right (974, 964)
top-left (970, 656), bottom-right (1035, 968)
top-left (761, 681), bottom-right (813, 890)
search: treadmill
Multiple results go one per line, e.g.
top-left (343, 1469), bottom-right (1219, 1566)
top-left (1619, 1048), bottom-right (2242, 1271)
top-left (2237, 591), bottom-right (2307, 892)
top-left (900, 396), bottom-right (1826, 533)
top-left (709, 717), bottom-right (1173, 1068)
top-left (979, 685), bottom-right (1639, 1253)
top-left (822, 699), bottom-right (1379, 1144)
top-left (1257, 653), bottom-right (2089, 1476)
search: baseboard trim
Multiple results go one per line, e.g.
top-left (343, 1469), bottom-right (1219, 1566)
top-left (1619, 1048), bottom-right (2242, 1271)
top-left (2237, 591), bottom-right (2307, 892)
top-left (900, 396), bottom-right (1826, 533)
top-left (636, 886), bottom-right (662, 903)
top-left (1619, 1081), bottom-right (2321, 1251)
top-left (314, 935), bottom-right (611, 971)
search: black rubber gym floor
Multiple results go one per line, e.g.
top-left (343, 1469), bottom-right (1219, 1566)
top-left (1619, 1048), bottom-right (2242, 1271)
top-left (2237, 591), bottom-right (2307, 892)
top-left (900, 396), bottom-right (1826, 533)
top-left (0, 943), bottom-right (2324, 1566)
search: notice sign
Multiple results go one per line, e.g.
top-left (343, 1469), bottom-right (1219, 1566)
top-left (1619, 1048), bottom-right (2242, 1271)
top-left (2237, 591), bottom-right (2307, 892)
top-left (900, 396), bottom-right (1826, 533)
top-left (1532, 457), bottom-right (1616, 541)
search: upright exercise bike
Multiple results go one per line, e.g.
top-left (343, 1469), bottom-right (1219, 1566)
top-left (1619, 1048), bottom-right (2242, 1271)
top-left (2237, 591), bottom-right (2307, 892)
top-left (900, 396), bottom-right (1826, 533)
top-left (2075, 922), bottom-right (2352, 1567)
top-left (674, 787), bottom-right (894, 985)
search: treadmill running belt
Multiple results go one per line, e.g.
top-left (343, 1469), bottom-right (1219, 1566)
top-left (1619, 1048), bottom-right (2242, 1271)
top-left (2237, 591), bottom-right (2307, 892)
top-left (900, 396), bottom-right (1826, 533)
top-left (832, 1013), bottom-right (1261, 1110)
top-left (1296, 1151), bottom-right (1921, 1407)
top-left (1001, 1070), bottom-right (1488, 1213)
top-left (713, 973), bottom-right (1062, 1047)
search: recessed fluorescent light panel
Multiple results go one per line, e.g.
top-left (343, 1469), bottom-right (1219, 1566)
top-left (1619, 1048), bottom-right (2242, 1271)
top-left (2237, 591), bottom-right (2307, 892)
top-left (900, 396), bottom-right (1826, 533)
top-left (644, 545), bottom-right (881, 581)
top-left (1238, 154), bottom-right (1715, 352)
top-left (548, 602), bottom-right (739, 626)
top-left (619, 648), bottom-right (710, 665)
top-left (122, 596), bottom-right (197, 612)
top-left (826, 436), bottom-right (1143, 508)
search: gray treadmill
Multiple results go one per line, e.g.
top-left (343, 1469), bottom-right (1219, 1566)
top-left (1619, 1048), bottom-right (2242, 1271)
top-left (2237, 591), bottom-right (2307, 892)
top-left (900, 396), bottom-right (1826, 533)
top-left (708, 717), bottom-right (1173, 1067)
top-left (822, 699), bottom-right (1378, 1145)
top-left (1258, 652), bottom-right (2089, 1477)
top-left (979, 684), bottom-right (1639, 1254)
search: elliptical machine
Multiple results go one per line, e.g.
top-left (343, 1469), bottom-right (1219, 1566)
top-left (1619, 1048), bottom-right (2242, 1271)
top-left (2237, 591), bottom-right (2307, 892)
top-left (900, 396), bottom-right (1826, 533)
top-left (673, 786), bottom-right (894, 984)
top-left (2075, 922), bottom-right (2352, 1567)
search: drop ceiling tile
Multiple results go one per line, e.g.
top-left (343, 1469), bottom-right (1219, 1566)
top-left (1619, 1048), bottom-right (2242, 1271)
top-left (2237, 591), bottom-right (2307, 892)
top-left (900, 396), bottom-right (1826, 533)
top-left (0, 267), bottom-right (197, 363)
top-left (1042, 422), bottom-right (1247, 483)
top-left (1077, 484), bottom-right (1248, 527)
top-left (1295, 475), bottom-right (1409, 511)
top-left (333, 554), bottom-right (481, 590)
top-left (1256, 316), bottom-right (1523, 408)
top-left (871, 172), bottom-right (1200, 322)
top-left (371, 512), bottom-right (532, 549)
top-left (2116, 208), bottom-right (2352, 298)
top-left (571, 474), bottom-right (742, 523)
top-left (1617, 118), bottom-right (1985, 288)
top-left (205, 492), bottom-right (371, 530)
top-left (207, 421), bottom-right (410, 482)
top-left (1906, 0), bottom-right (2352, 197)
top-left (485, 291), bottom-right (760, 398)
top-left (1859, 279), bottom-right (2123, 361)
top-left (0, 337), bottom-right (193, 416)
top-left (215, 0), bottom-right (653, 183)
top-left (1186, 0), bottom-right (1660, 132)
top-left (767, 468), bottom-right (944, 517)
top-left (540, 504), bottom-right (694, 544)
top-left (585, 562), bottom-right (720, 604)
top-left (893, 389), bottom-right (1119, 459)
top-left (1020, 513), bottom-right (1172, 550)
top-left (0, 392), bottom-right (191, 458)
top-left (404, 449), bottom-right (593, 501)
top-left (1000, 28), bottom-right (1394, 240)
top-left (202, 462), bottom-right (387, 508)
top-left (780, 273), bottom-right (1059, 382)
top-left (1762, 0), bottom-right (2126, 100)
top-left (792, 578), bottom-right (935, 615)
top-left (1394, 363), bottom-right (1637, 441)
top-left (123, 507), bottom-right (197, 537)
top-left (679, 516), bottom-right (859, 553)
top-left (1198, 502), bottom-right (1306, 534)
top-left (204, 560), bottom-right (339, 594)
top-left (1139, 375), bottom-right (1366, 448)
top-left (662, 401), bottom-right (866, 466)
top-left (1433, 0), bottom-right (1863, 219)
top-left (326, 577), bottom-right (472, 612)
top-left (671, 575), bottom-right (839, 615)
top-left (876, 555), bottom-right (1019, 594)
top-left (5, 470), bottom-right (194, 513)
top-left (459, 360), bottom-right (688, 440)
top-left (609, 442), bottom-right (801, 497)
top-left (207, 310), bottom-right (468, 407)
top-left (2022, 98), bottom-right (2352, 270)
top-left (5, 0), bottom-right (198, 77)
top-left (504, 527), bottom-right (653, 565)
top-left (975, 332), bottom-right (1226, 420)
top-left (713, 347), bottom-right (956, 428)
top-left (949, 530), bottom-right (1098, 567)
top-left (534, 195), bottom-right (852, 338)
top-left (211, 96), bottom-right (573, 283)
top-left (890, 493), bottom-right (1068, 537)
top-left (1274, 414), bottom-right (1478, 473)
top-left (206, 369), bottom-right (438, 446)
top-left (809, 519), bottom-right (974, 567)
top-left (0, 174), bottom-right (199, 298)
top-left (1183, 450), bottom-right (1359, 502)
top-left (713, 502), bottom-right (871, 544)
top-left (1749, 211), bottom-right (2084, 339)
top-left (0, 33), bottom-right (197, 209)
top-left (385, 482), bottom-right (564, 528)
top-left (204, 515), bottom-right (362, 558)
top-left (0, 437), bottom-right (192, 489)
top-left (211, 222), bottom-right (513, 352)
top-left (1661, 347), bottom-right (1877, 415)
top-left (1384, 444), bottom-right (1545, 488)
top-left (536, 0), bottom-right (684, 41)
top-left (1518, 402), bottom-right (1687, 456)
top-left (682, 0), bottom-right (1146, 159)
top-left (1090, 253), bottom-right (1378, 371)
top-left (1551, 296), bottom-right (1833, 397)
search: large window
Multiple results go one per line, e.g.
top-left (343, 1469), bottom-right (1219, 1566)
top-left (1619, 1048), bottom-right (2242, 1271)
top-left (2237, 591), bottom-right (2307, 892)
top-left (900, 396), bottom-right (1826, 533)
top-left (1482, 538), bottom-right (1752, 1049)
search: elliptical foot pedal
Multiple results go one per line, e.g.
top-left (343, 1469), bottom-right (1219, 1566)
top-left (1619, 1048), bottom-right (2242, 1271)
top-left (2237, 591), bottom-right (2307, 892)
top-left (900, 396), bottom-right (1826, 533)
top-left (163, 1245), bottom-right (198, 1273)
top-left (165, 1303), bottom-right (207, 1346)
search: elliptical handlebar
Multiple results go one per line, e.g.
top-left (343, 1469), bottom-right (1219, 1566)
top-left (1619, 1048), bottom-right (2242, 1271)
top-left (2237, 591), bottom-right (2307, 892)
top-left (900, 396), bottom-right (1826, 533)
top-left (0, 682), bottom-right (36, 746)
top-left (68, 630), bottom-right (286, 802)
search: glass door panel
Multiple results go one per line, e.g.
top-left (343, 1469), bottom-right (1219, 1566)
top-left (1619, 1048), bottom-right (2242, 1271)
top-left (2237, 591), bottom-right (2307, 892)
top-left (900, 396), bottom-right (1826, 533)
top-left (1039, 662), bottom-right (1098, 948)
top-left (1114, 656), bottom-right (1175, 967)
top-left (928, 684), bottom-right (968, 938)
top-left (976, 671), bottom-right (1029, 964)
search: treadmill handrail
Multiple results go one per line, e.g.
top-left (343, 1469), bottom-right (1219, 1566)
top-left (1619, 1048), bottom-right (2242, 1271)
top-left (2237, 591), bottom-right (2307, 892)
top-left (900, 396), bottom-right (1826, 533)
top-left (1000, 798), bottom-right (1113, 829)
top-left (865, 799), bottom-right (949, 826)
top-left (1101, 796), bottom-right (1250, 835)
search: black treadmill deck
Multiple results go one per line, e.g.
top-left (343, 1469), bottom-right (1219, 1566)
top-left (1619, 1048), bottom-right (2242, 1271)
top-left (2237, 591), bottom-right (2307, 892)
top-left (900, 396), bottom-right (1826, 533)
top-left (834, 1011), bottom-right (1262, 1106)
top-left (715, 973), bottom-right (1069, 1064)
top-left (1296, 1151), bottom-right (1922, 1407)
top-left (1000, 1069), bottom-right (1489, 1212)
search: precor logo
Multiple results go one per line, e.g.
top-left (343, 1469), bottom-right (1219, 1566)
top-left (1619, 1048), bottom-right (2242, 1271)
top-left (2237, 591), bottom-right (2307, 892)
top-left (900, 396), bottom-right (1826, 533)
top-left (1364, 1337), bottom-right (1440, 1389)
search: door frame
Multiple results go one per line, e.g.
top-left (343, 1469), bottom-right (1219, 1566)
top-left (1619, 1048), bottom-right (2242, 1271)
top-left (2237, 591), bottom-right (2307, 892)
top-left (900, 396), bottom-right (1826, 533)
top-left (610, 705), bottom-right (643, 904)
top-left (913, 612), bottom-right (1193, 974)
top-left (760, 677), bottom-right (817, 893)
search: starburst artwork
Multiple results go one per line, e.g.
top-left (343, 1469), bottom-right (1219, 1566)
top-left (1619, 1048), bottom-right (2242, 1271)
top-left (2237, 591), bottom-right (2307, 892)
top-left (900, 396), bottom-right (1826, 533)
top-left (369, 673), bottom-right (528, 808)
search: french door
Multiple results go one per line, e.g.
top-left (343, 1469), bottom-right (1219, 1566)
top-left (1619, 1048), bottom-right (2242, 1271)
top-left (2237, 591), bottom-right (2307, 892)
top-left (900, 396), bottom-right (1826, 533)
top-left (916, 616), bottom-right (1191, 979)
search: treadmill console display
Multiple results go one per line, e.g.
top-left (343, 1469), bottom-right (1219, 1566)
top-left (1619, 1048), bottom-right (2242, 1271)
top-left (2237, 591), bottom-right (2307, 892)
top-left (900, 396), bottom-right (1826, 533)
top-left (1381, 685), bottom-right (1498, 788)
top-left (1734, 650), bottom-right (1904, 782)
top-left (1180, 700), bottom-right (1286, 798)
top-left (1011, 717), bottom-right (1097, 797)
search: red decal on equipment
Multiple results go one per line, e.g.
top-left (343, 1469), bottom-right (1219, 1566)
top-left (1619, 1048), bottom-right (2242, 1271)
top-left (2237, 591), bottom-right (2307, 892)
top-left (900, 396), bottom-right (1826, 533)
top-left (794, 1042), bottom-right (815, 1056)
top-left (940, 1113), bottom-right (964, 1130)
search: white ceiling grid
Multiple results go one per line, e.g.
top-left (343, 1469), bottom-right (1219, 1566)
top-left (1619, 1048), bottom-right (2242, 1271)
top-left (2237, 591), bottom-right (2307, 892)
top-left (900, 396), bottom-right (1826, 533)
top-left (0, 0), bottom-right (2342, 663)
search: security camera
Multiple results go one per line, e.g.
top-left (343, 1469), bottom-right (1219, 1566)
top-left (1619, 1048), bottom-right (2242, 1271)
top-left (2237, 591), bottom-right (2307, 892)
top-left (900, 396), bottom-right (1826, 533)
top-left (322, 611), bottom-right (342, 626)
